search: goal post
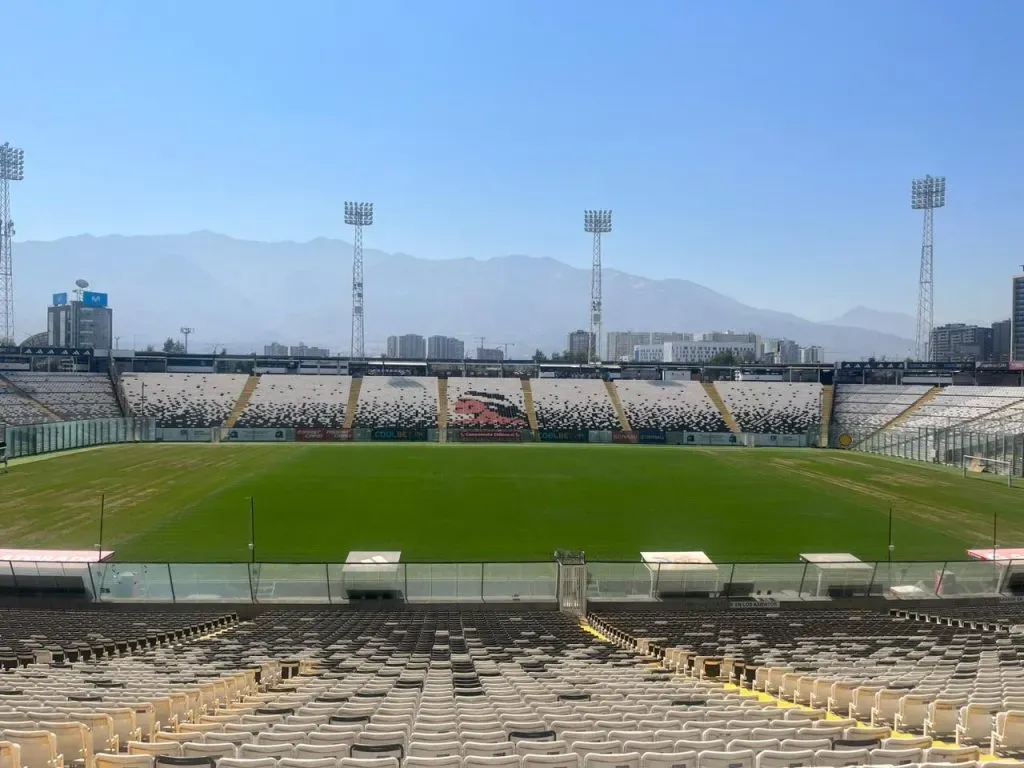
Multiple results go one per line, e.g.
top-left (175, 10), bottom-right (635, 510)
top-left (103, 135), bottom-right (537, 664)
top-left (962, 454), bottom-right (1014, 487)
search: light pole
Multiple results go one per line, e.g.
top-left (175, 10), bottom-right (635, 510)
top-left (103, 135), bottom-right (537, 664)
top-left (180, 326), bottom-right (195, 354)
top-left (345, 202), bottom-right (374, 359)
top-left (0, 143), bottom-right (25, 346)
top-left (911, 176), bottom-right (945, 361)
top-left (584, 209), bottom-right (612, 364)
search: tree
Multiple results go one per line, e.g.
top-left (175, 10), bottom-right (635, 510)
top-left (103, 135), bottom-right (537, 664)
top-left (144, 344), bottom-right (156, 353)
top-left (532, 349), bottom-right (548, 362)
top-left (163, 337), bottom-right (185, 354)
top-left (708, 350), bottom-right (755, 366)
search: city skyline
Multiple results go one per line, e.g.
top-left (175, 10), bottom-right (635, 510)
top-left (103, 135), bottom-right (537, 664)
top-left (3, 0), bottom-right (1023, 327)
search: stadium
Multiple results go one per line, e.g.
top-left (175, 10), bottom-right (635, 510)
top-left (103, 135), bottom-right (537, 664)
top-left (4, 355), bottom-right (1024, 766)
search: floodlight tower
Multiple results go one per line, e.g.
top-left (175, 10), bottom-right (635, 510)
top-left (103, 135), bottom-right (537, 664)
top-left (180, 326), bottom-right (195, 354)
top-left (0, 143), bottom-right (25, 345)
top-left (345, 202), bottom-right (374, 359)
top-left (911, 175), bottom-right (946, 361)
top-left (584, 209), bottom-right (612, 363)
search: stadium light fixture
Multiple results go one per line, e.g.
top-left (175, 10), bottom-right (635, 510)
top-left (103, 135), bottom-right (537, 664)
top-left (911, 175), bottom-right (946, 362)
top-left (346, 202), bottom-right (374, 359)
top-left (583, 209), bottom-right (612, 364)
top-left (911, 175), bottom-right (946, 210)
top-left (344, 201), bottom-right (374, 227)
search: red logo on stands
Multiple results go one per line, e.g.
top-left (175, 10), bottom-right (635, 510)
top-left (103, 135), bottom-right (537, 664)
top-left (295, 428), bottom-right (352, 442)
top-left (612, 431), bottom-right (639, 443)
top-left (452, 393), bottom-right (528, 429)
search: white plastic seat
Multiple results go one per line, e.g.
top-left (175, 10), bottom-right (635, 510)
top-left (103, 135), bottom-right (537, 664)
top-left (239, 744), bottom-right (296, 759)
top-left (404, 758), bottom-right (462, 768)
top-left (583, 754), bottom-right (640, 768)
top-left (868, 748), bottom-right (922, 765)
top-left (94, 756), bottom-right (152, 768)
top-left (3, 731), bottom-right (64, 768)
top-left (462, 758), bottom-right (521, 768)
top-left (923, 746), bottom-right (980, 763)
top-left (0, 742), bottom-right (21, 768)
top-left (279, 759), bottom-right (340, 768)
top-left (218, 760), bottom-right (278, 768)
top-left (296, 746), bottom-right (350, 761)
top-left (811, 748), bottom-right (869, 767)
top-left (126, 743), bottom-right (181, 759)
top-left (756, 750), bottom-right (814, 768)
top-left (338, 759), bottom-right (399, 768)
top-left (697, 750), bottom-right (755, 768)
top-left (639, 752), bottom-right (698, 768)
top-left (181, 742), bottom-right (236, 760)
top-left (521, 756), bottom-right (579, 768)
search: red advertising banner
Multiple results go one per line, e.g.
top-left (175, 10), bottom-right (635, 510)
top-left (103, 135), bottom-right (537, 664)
top-left (612, 431), bottom-right (639, 444)
top-left (457, 429), bottom-right (523, 442)
top-left (295, 428), bottom-right (352, 442)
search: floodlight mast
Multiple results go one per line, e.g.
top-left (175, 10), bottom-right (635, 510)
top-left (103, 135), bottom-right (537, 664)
top-left (584, 210), bottom-right (612, 363)
top-left (180, 326), bottom-right (195, 354)
top-left (911, 175), bottom-right (946, 361)
top-left (0, 143), bottom-right (25, 346)
top-left (345, 202), bottom-right (374, 359)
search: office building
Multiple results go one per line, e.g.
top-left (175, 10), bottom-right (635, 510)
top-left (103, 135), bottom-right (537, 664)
top-left (476, 347), bottom-right (504, 362)
top-left (762, 338), bottom-right (800, 364)
top-left (799, 345), bottom-right (825, 364)
top-left (386, 334), bottom-right (426, 359)
top-left (633, 339), bottom-right (757, 364)
top-left (992, 319), bottom-right (1011, 363)
top-left (606, 331), bottom-right (693, 360)
top-left (567, 330), bottom-right (595, 357)
top-left (290, 343), bottom-right (329, 358)
top-left (263, 342), bottom-right (289, 356)
top-left (930, 323), bottom-right (991, 363)
top-left (47, 291), bottom-right (113, 349)
top-left (427, 335), bottom-right (465, 360)
top-left (1013, 275), bottom-right (1024, 362)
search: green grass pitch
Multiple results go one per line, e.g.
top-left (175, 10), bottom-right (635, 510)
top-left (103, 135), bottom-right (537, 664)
top-left (1, 443), bottom-right (1020, 563)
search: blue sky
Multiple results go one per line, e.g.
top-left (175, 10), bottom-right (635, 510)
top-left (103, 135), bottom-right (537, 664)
top-left (5, 0), bottom-right (1024, 324)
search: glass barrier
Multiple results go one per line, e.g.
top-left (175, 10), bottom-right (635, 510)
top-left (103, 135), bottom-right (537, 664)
top-left (6, 417), bottom-right (156, 458)
top-left (870, 561), bottom-right (947, 599)
top-left (728, 563), bottom-right (808, 599)
top-left (406, 563), bottom-right (485, 602)
top-left (587, 562), bottom-right (655, 600)
top-left (483, 563), bottom-right (557, 602)
top-left (1, 558), bottom-right (1019, 604)
top-left (168, 563), bottom-right (253, 602)
top-left (251, 563), bottom-right (330, 602)
top-left (937, 560), bottom-right (1006, 598)
top-left (91, 563), bottom-right (174, 601)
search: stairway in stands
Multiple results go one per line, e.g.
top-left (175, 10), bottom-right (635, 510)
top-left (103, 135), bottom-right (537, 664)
top-left (224, 375), bottom-right (260, 429)
top-left (437, 378), bottom-right (448, 443)
top-left (342, 377), bottom-right (363, 430)
top-left (703, 381), bottom-right (741, 434)
top-left (604, 380), bottom-right (631, 432)
top-left (882, 385), bottom-right (941, 430)
top-left (818, 384), bottom-right (834, 446)
top-left (520, 378), bottom-right (539, 435)
top-left (855, 385), bottom-right (942, 448)
top-left (0, 373), bottom-right (63, 421)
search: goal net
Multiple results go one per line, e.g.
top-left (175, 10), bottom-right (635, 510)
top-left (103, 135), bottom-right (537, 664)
top-left (962, 454), bottom-right (1014, 487)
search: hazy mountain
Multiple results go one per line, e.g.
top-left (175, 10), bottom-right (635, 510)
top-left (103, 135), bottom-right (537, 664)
top-left (12, 232), bottom-right (914, 361)
top-left (827, 306), bottom-right (917, 341)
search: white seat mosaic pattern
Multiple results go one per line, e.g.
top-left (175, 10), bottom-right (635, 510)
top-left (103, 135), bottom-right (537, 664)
top-left (0, 379), bottom-right (55, 426)
top-left (237, 376), bottom-right (353, 429)
top-left (831, 385), bottom-right (932, 430)
top-left (4, 372), bottom-right (122, 420)
top-left (898, 387), bottom-right (1024, 431)
top-left (353, 377), bottom-right (439, 429)
top-left (713, 383), bottom-right (822, 435)
top-left (121, 373), bottom-right (249, 428)
top-left (531, 380), bottom-right (618, 431)
top-left (446, 378), bottom-right (529, 430)
top-left (615, 381), bottom-right (727, 433)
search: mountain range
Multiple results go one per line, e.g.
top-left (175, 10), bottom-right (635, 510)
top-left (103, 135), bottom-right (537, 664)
top-left (12, 232), bottom-right (918, 361)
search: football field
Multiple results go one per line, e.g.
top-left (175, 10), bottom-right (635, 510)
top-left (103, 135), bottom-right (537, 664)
top-left (0, 443), bottom-right (1020, 563)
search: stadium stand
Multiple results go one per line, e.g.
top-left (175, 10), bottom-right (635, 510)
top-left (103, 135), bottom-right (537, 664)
top-left (3, 372), bottom-right (122, 420)
top-left (120, 373), bottom-right (249, 428)
top-left (895, 387), bottom-right (1024, 431)
top-left (234, 376), bottom-right (354, 429)
top-left (353, 376), bottom-right (439, 429)
top-left (531, 379), bottom-right (619, 430)
top-left (614, 381), bottom-right (729, 433)
top-left (6, 605), bottom-right (1024, 766)
top-left (445, 378), bottom-right (530, 430)
top-left (0, 378), bottom-right (55, 426)
top-left (713, 383), bottom-right (822, 434)
top-left (830, 385), bottom-right (933, 431)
